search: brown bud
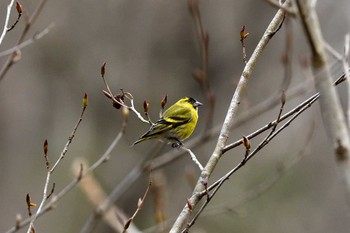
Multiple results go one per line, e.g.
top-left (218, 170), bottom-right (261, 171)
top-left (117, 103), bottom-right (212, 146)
top-left (186, 198), bottom-right (193, 211)
top-left (16, 1), bottom-right (22, 14)
top-left (101, 62), bottom-right (106, 78)
top-left (161, 95), bottom-right (167, 109)
top-left (26, 194), bottom-right (37, 207)
top-left (143, 100), bottom-right (149, 113)
top-left (26, 194), bottom-right (30, 206)
top-left (242, 136), bottom-right (251, 151)
top-left (124, 218), bottom-right (132, 229)
top-left (43, 140), bottom-right (48, 155)
top-left (240, 25), bottom-right (249, 41)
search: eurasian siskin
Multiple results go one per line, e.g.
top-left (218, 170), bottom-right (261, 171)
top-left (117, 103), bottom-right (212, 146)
top-left (133, 97), bottom-right (202, 146)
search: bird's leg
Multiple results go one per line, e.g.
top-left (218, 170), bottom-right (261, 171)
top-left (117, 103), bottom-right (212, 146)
top-left (169, 138), bottom-right (183, 148)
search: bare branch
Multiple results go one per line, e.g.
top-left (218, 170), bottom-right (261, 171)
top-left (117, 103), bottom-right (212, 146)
top-left (122, 177), bottom-right (152, 233)
top-left (0, 24), bottom-right (54, 58)
top-left (0, 0), bottom-right (16, 45)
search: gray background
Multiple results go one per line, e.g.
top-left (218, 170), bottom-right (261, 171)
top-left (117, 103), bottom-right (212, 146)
top-left (1, 0), bottom-right (350, 232)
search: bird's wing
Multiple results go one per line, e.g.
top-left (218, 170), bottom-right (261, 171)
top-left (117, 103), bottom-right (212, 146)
top-left (162, 105), bottom-right (192, 125)
top-left (142, 106), bottom-right (193, 138)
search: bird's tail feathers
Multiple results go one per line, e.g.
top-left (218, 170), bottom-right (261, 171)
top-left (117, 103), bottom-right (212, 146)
top-left (132, 138), bottom-right (146, 146)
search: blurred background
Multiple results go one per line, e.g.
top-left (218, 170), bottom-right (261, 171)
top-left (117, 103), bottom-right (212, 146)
top-left (1, 0), bottom-right (350, 232)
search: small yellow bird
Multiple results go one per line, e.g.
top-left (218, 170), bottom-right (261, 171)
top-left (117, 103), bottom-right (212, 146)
top-left (133, 97), bottom-right (203, 146)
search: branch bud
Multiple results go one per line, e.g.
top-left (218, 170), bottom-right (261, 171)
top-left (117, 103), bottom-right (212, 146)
top-left (124, 218), bottom-right (132, 229)
top-left (240, 25), bottom-right (249, 41)
top-left (186, 198), bottom-right (193, 211)
top-left (16, 1), bottom-right (22, 14)
top-left (122, 106), bottom-right (129, 118)
top-left (242, 136), bottom-right (251, 151)
top-left (161, 95), bottom-right (167, 109)
top-left (143, 100), bottom-right (149, 114)
top-left (43, 140), bottom-right (48, 156)
top-left (101, 62), bottom-right (106, 78)
top-left (82, 93), bottom-right (88, 108)
top-left (26, 194), bottom-right (37, 207)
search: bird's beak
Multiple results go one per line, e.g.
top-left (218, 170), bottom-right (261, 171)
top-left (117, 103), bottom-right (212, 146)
top-left (194, 101), bottom-right (203, 107)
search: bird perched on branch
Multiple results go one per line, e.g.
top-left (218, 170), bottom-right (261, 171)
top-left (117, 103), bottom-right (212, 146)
top-left (133, 97), bottom-right (203, 147)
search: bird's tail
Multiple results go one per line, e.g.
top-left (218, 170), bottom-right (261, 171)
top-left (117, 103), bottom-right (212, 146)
top-left (132, 137), bottom-right (146, 146)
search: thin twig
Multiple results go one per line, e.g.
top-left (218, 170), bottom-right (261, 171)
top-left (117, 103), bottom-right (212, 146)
top-left (0, 23), bottom-right (54, 57)
top-left (281, 15), bottom-right (293, 90)
top-left (6, 1), bottom-right (22, 33)
top-left (342, 33), bottom-right (350, 125)
top-left (102, 85), bottom-right (149, 124)
top-left (122, 177), bottom-right (152, 233)
top-left (240, 25), bottom-right (249, 64)
top-left (6, 114), bottom-right (128, 233)
top-left (79, 152), bottom-right (154, 233)
top-left (50, 103), bottom-right (87, 173)
top-left (0, 0), bottom-right (48, 81)
top-left (0, 0), bottom-right (16, 45)
top-left (181, 147), bottom-right (203, 171)
top-left (25, 96), bottom-right (87, 233)
top-left (324, 41), bottom-right (343, 61)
